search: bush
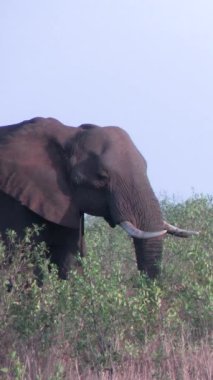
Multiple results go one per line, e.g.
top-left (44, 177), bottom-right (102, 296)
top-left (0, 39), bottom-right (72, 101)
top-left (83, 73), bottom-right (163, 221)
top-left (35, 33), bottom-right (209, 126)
top-left (0, 195), bottom-right (212, 379)
top-left (161, 195), bottom-right (213, 334)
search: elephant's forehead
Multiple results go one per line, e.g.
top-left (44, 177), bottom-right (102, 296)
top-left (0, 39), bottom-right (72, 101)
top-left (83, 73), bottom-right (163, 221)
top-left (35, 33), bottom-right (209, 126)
top-left (75, 128), bottom-right (109, 153)
top-left (103, 126), bottom-right (132, 142)
top-left (80, 126), bottom-right (134, 149)
top-left (103, 127), bottom-right (141, 155)
top-left (72, 126), bottom-right (141, 163)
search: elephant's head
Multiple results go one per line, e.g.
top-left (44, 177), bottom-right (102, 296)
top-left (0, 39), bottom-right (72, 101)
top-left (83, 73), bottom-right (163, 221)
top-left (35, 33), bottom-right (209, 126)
top-left (0, 117), bottom-right (198, 278)
top-left (64, 123), bottom-right (168, 277)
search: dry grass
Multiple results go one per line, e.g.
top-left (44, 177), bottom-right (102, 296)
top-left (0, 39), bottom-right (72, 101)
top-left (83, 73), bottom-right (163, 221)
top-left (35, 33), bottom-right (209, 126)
top-left (2, 332), bottom-right (212, 380)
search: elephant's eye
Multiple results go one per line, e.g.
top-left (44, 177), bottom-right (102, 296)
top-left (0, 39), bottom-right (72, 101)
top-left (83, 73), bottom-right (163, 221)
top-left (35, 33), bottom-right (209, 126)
top-left (96, 171), bottom-right (108, 181)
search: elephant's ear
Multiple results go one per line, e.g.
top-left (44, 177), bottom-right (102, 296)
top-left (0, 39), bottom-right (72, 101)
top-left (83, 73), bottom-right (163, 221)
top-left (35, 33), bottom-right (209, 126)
top-left (0, 117), bottom-right (80, 228)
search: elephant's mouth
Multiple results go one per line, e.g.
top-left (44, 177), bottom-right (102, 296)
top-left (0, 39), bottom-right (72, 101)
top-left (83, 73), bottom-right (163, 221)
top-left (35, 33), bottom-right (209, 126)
top-left (118, 221), bottom-right (199, 240)
top-left (119, 221), bottom-right (166, 239)
top-left (105, 217), bottom-right (198, 240)
top-left (104, 212), bottom-right (166, 239)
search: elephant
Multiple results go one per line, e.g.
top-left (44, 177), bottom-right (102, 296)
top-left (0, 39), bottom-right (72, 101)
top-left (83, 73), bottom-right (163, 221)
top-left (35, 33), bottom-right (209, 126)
top-left (0, 117), bottom-right (198, 279)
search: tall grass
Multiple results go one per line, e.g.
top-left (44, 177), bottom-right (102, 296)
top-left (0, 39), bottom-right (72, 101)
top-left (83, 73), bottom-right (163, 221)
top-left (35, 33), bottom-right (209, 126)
top-left (0, 195), bottom-right (212, 379)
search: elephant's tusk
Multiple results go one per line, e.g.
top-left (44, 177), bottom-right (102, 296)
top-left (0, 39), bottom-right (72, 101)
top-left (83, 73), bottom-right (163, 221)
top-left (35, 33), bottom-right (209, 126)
top-left (164, 221), bottom-right (200, 238)
top-left (119, 221), bottom-right (167, 239)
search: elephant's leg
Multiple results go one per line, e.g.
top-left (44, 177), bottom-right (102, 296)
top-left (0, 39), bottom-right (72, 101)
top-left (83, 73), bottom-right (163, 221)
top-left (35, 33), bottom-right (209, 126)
top-left (78, 235), bottom-right (87, 258)
top-left (49, 228), bottom-right (84, 279)
top-left (78, 214), bottom-right (87, 258)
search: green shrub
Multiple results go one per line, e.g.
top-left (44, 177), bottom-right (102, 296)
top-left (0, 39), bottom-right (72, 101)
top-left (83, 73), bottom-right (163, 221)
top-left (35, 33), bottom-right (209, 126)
top-left (0, 195), bottom-right (212, 378)
top-left (161, 195), bottom-right (213, 334)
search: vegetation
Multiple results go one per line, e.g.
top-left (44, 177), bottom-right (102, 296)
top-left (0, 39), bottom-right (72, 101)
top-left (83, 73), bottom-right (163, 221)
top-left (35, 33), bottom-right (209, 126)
top-left (0, 195), bottom-right (212, 379)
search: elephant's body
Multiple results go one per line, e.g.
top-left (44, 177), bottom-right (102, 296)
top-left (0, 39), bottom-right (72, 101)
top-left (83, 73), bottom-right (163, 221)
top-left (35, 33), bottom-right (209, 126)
top-left (0, 117), bottom-right (196, 279)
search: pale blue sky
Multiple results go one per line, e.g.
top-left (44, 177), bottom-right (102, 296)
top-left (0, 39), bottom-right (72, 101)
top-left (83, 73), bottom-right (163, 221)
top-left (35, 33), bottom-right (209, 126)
top-left (0, 1), bottom-right (212, 199)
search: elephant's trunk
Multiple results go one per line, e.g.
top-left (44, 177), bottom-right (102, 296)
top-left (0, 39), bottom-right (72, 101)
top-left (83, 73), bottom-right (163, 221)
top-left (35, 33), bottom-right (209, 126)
top-left (133, 237), bottom-right (163, 278)
top-left (132, 187), bottom-right (164, 278)
top-left (110, 171), bottom-right (165, 278)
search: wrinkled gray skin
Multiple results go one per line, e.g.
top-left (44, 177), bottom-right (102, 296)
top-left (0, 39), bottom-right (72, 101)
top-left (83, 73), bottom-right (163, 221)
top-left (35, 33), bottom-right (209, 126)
top-left (0, 117), bottom-right (165, 279)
